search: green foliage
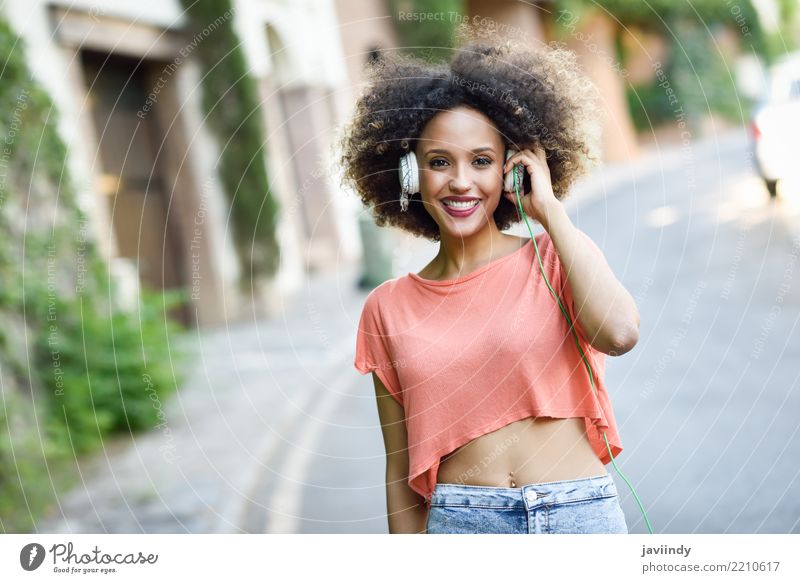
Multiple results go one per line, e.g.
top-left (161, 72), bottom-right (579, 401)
top-left (670, 19), bottom-right (750, 124)
top-left (0, 15), bottom-right (190, 532)
top-left (179, 0), bottom-right (281, 287)
top-left (556, 0), bottom-right (768, 58)
top-left (0, 388), bottom-right (67, 533)
top-left (555, 1), bottom-right (761, 131)
top-left (626, 18), bottom-right (751, 132)
top-left (33, 289), bottom-right (188, 455)
top-left (626, 79), bottom-right (677, 132)
top-left (763, 0), bottom-right (800, 63)
top-left (559, 0), bottom-right (761, 31)
top-left (387, 0), bottom-right (465, 63)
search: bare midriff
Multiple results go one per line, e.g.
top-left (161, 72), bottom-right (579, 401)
top-left (436, 415), bottom-right (607, 488)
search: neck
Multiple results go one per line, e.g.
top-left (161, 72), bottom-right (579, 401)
top-left (431, 224), bottom-right (515, 280)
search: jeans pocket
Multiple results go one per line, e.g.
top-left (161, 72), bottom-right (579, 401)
top-left (546, 494), bottom-right (628, 534)
top-left (426, 505), bottom-right (522, 534)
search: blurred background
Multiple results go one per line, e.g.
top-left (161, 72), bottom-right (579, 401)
top-left (1, 0), bottom-right (799, 534)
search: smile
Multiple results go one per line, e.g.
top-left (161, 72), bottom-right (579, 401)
top-left (441, 199), bottom-right (480, 217)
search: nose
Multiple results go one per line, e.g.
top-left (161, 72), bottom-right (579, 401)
top-left (448, 162), bottom-right (472, 192)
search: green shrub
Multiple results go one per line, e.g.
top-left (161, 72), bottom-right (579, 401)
top-left (558, 1), bottom-right (763, 132)
top-left (0, 14), bottom-right (192, 532)
top-left (33, 289), bottom-right (188, 455)
top-left (626, 79), bottom-right (678, 132)
top-left (0, 389), bottom-right (53, 532)
top-left (388, 0), bottom-right (465, 63)
top-left (671, 19), bottom-right (751, 127)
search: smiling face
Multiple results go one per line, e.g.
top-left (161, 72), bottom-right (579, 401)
top-left (415, 105), bottom-right (506, 240)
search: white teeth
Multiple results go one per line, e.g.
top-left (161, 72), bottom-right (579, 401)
top-left (443, 199), bottom-right (479, 209)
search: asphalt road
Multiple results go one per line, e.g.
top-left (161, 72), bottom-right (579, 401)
top-left (297, 127), bottom-right (800, 534)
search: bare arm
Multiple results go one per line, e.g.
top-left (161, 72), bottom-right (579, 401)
top-left (372, 372), bottom-right (428, 533)
top-left (542, 203), bottom-right (640, 356)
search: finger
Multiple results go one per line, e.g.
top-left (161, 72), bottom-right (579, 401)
top-left (504, 152), bottom-right (529, 171)
top-left (503, 154), bottom-right (519, 170)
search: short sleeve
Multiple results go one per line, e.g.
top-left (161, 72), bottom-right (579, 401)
top-left (354, 289), bottom-right (404, 407)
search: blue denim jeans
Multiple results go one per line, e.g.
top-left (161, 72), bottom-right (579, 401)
top-left (425, 473), bottom-right (628, 534)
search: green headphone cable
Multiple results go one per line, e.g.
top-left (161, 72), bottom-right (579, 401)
top-left (512, 165), bottom-right (654, 534)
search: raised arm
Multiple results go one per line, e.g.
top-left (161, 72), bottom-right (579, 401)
top-left (543, 204), bottom-right (640, 356)
top-left (372, 372), bottom-right (428, 533)
top-left (504, 145), bottom-right (640, 357)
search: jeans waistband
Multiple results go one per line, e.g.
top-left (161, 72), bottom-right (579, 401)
top-left (429, 473), bottom-right (618, 509)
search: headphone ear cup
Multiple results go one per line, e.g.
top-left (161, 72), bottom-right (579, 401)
top-left (504, 149), bottom-right (523, 193)
top-left (399, 151), bottom-right (420, 195)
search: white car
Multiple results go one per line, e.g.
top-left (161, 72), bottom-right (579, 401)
top-left (750, 52), bottom-right (800, 197)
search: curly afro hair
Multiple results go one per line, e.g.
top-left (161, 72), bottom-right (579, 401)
top-left (337, 25), bottom-right (602, 242)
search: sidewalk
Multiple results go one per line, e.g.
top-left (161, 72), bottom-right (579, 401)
top-left (37, 269), bottom-right (366, 534)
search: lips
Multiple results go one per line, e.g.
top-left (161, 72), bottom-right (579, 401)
top-left (442, 196), bottom-right (479, 202)
top-left (441, 197), bottom-right (481, 217)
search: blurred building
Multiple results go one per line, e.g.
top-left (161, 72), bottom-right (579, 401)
top-left (333, 0), bottom-right (641, 161)
top-left (4, 0), bottom-right (769, 329)
top-left (466, 0), bottom-right (640, 162)
top-left (337, 0), bottom-right (777, 163)
top-left (2, 0), bottom-right (359, 327)
top-left (334, 0), bottom-right (399, 98)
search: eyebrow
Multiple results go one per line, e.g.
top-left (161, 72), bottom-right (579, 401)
top-left (424, 146), bottom-right (496, 156)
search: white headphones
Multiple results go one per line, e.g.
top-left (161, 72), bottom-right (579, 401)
top-left (398, 149), bottom-right (524, 212)
top-left (398, 150), bottom-right (419, 212)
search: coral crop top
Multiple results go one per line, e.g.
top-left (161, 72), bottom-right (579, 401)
top-left (354, 230), bottom-right (623, 507)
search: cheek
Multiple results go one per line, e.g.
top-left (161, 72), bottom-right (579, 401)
top-left (484, 170), bottom-right (503, 190)
top-left (478, 171), bottom-right (503, 197)
top-left (420, 169), bottom-right (446, 191)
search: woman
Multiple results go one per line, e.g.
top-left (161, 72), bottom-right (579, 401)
top-left (340, 30), bottom-right (640, 534)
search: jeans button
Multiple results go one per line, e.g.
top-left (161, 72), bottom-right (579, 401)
top-left (525, 490), bottom-right (538, 503)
